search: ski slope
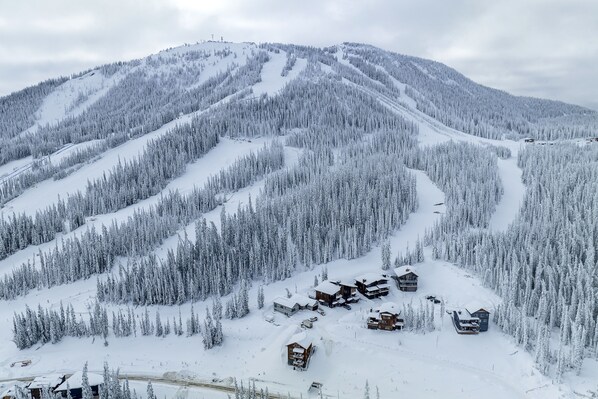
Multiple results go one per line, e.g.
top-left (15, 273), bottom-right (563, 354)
top-left (252, 51), bottom-right (307, 97)
top-left (1, 40), bottom-right (592, 399)
top-left (0, 165), bottom-right (563, 399)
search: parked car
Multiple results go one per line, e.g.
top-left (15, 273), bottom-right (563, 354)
top-left (309, 316), bottom-right (318, 322)
top-left (301, 320), bottom-right (313, 329)
top-left (342, 304), bottom-right (352, 310)
top-left (317, 308), bottom-right (326, 316)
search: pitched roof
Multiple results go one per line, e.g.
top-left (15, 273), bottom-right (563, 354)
top-left (55, 372), bottom-right (103, 391)
top-left (355, 273), bottom-right (388, 285)
top-left (274, 295), bottom-right (317, 309)
top-left (273, 296), bottom-right (299, 309)
top-left (291, 294), bottom-right (317, 308)
top-left (315, 280), bottom-right (341, 296)
top-left (464, 301), bottom-right (492, 314)
top-left (377, 302), bottom-right (400, 315)
top-left (28, 375), bottom-right (65, 390)
top-left (394, 265), bottom-right (418, 278)
top-left (287, 331), bottom-right (313, 348)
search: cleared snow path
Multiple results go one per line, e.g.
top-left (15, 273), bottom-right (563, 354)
top-left (0, 138), bottom-right (275, 277)
top-left (252, 51), bottom-right (307, 97)
top-left (488, 157), bottom-right (526, 233)
top-left (360, 81), bottom-right (527, 234)
top-left (389, 169), bottom-right (445, 256)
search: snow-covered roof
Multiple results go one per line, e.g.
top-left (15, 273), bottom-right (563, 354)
top-left (394, 265), bottom-right (418, 278)
top-left (454, 309), bottom-right (480, 322)
top-left (287, 331), bottom-right (313, 349)
top-left (315, 280), bottom-right (341, 296)
top-left (465, 302), bottom-right (492, 314)
top-left (339, 280), bottom-right (356, 288)
top-left (355, 273), bottom-right (388, 285)
top-left (377, 302), bottom-right (401, 315)
top-left (273, 296), bottom-right (299, 309)
top-left (291, 294), bottom-right (317, 308)
top-left (28, 375), bottom-right (65, 389)
top-left (55, 372), bottom-right (103, 391)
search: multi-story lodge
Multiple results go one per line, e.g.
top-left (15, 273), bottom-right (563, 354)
top-left (286, 331), bottom-right (314, 370)
top-left (355, 273), bottom-right (390, 299)
top-left (315, 280), bottom-right (358, 307)
top-left (452, 309), bottom-right (481, 334)
top-left (367, 302), bottom-right (404, 331)
top-left (466, 305), bottom-right (490, 332)
top-left (393, 266), bottom-right (419, 292)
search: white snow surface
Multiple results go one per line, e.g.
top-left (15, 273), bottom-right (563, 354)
top-left (1, 162), bottom-right (583, 399)
top-left (252, 51), bottom-right (307, 97)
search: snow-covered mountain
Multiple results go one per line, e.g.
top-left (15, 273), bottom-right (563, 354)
top-left (1, 41), bottom-right (597, 399)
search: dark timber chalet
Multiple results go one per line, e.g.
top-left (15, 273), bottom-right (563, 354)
top-left (286, 331), bottom-right (314, 370)
top-left (452, 309), bottom-right (481, 334)
top-left (367, 302), bottom-right (404, 331)
top-left (393, 266), bottom-right (418, 292)
top-left (314, 280), bottom-right (358, 307)
top-left (354, 273), bottom-right (390, 299)
top-left (466, 304), bottom-right (490, 332)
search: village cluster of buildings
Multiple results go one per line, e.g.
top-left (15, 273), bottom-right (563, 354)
top-left (279, 266), bottom-right (421, 370)
top-left (273, 266), bottom-right (420, 319)
top-left (1, 372), bottom-right (103, 399)
top-left (277, 264), bottom-right (492, 371)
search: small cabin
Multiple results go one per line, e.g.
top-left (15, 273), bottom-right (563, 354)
top-left (28, 375), bottom-right (66, 399)
top-left (315, 281), bottom-right (341, 307)
top-left (354, 273), bottom-right (390, 299)
top-left (467, 306), bottom-right (490, 332)
top-left (54, 371), bottom-right (103, 399)
top-left (452, 309), bottom-right (480, 334)
top-left (273, 295), bottom-right (318, 316)
top-left (286, 332), bottom-right (314, 370)
top-left (293, 295), bottom-right (318, 311)
top-left (367, 302), bottom-right (404, 331)
top-left (274, 297), bottom-right (301, 316)
top-left (393, 266), bottom-right (418, 292)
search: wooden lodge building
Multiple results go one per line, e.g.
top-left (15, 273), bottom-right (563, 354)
top-left (27, 375), bottom-right (66, 399)
top-left (54, 372), bottom-right (103, 399)
top-left (286, 332), bottom-right (314, 370)
top-left (354, 273), bottom-right (390, 299)
top-left (393, 266), bottom-right (419, 292)
top-left (367, 302), bottom-right (404, 331)
top-left (315, 280), bottom-right (358, 307)
top-left (452, 309), bottom-right (481, 334)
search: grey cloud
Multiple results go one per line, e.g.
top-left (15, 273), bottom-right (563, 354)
top-left (0, 0), bottom-right (596, 110)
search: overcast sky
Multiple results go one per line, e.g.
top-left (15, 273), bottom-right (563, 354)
top-left (1, 0), bottom-right (597, 110)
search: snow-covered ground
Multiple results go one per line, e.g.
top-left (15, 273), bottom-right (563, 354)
top-left (0, 164), bottom-right (569, 399)
top-left (252, 51), bottom-right (307, 97)
top-left (1, 41), bottom-right (592, 399)
top-left (488, 157), bottom-right (525, 233)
